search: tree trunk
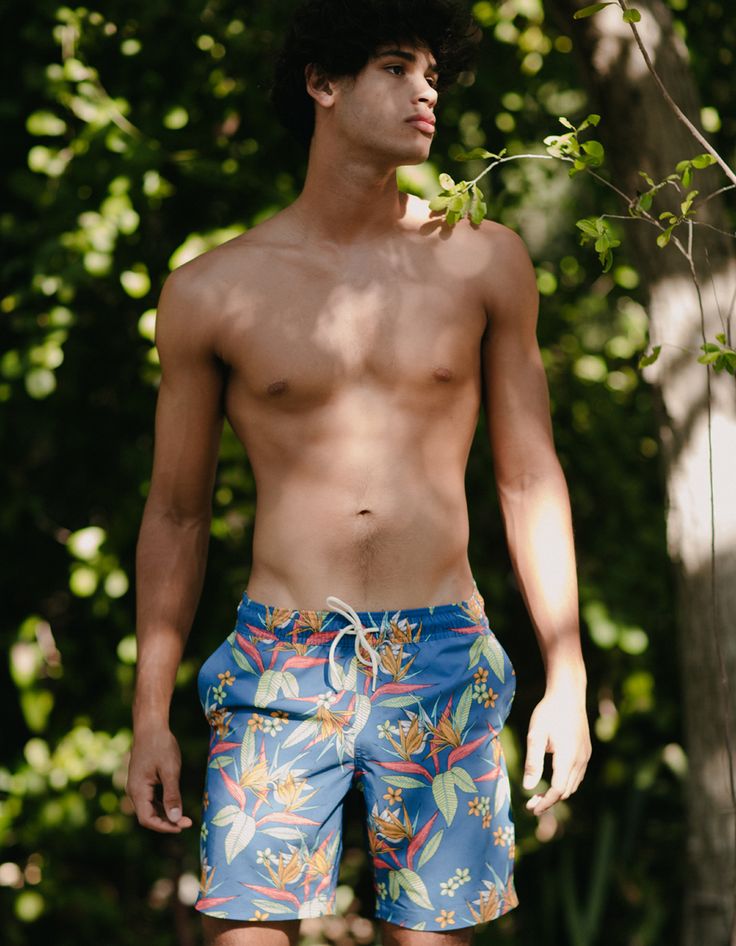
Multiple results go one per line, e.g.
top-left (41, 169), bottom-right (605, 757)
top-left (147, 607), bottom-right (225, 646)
top-left (543, 1), bottom-right (736, 943)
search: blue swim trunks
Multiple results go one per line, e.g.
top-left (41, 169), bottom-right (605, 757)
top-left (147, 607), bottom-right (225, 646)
top-left (195, 580), bottom-right (518, 931)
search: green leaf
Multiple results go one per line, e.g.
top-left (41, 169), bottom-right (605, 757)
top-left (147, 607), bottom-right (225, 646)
top-left (470, 200), bottom-right (486, 226)
top-left (428, 195), bottom-right (450, 211)
top-left (582, 139), bottom-right (604, 160)
top-left (559, 116), bottom-right (575, 129)
top-left (622, 8), bottom-right (641, 22)
top-left (573, 2), bottom-right (615, 19)
top-left (638, 345), bottom-right (661, 368)
top-left (438, 173), bottom-right (455, 190)
top-left (715, 333), bottom-right (727, 344)
top-left (691, 153), bottom-right (716, 168)
top-left (657, 228), bottom-right (673, 247)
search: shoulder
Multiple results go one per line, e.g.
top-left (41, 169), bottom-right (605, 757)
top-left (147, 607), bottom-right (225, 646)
top-left (461, 218), bottom-right (538, 328)
top-left (411, 196), bottom-right (538, 325)
top-left (156, 211), bottom-right (291, 341)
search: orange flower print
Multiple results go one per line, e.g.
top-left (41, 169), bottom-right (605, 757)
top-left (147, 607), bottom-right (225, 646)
top-left (435, 909), bottom-right (456, 928)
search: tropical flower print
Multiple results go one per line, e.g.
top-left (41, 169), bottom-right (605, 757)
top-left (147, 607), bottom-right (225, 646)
top-left (194, 581), bottom-right (518, 930)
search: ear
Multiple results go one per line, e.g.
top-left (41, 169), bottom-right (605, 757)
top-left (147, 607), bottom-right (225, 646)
top-left (305, 63), bottom-right (336, 108)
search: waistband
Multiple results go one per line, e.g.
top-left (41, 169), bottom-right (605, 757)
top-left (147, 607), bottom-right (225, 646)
top-left (235, 578), bottom-right (487, 643)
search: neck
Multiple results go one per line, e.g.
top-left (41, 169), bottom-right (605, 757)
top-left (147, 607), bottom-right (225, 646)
top-left (289, 132), bottom-right (411, 244)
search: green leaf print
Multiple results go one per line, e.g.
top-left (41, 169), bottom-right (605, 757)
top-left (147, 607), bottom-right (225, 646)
top-left (231, 647), bottom-right (256, 673)
top-left (389, 869), bottom-right (401, 901)
top-left (432, 770), bottom-right (458, 825)
top-left (240, 726), bottom-right (256, 773)
top-left (453, 684), bottom-right (473, 733)
top-left (211, 803), bottom-right (240, 827)
top-left (251, 898), bottom-right (299, 915)
top-left (351, 694), bottom-right (372, 737)
top-left (450, 766), bottom-right (477, 793)
top-left (482, 634), bottom-right (506, 683)
top-left (280, 670), bottom-right (299, 698)
top-left (395, 868), bottom-right (434, 910)
top-left (467, 636), bottom-right (483, 669)
top-left (255, 670), bottom-right (279, 706)
top-left (379, 695), bottom-right (421, 708)
top-left (208, 755), bottom-right (234, 770)
top-left (261, 826), bottom-right (304, 841)
top-left (281, 718), bottom-right (319, 749)
top-left (416, 828), bottom-right (444, 869)
top-left (381, 776), bottom-right (427, 789)
top-left (494, 769), bottom-right (509, 815)
top-left (254, 670), bottom-right (286, 707)
top-left (224, 810), bottom-right (256, 864)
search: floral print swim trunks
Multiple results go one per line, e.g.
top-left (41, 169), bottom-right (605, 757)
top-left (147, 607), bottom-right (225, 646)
top-left (195, 579), bottom-right (518, 931)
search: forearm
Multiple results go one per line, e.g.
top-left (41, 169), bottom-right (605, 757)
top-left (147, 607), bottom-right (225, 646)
top-left (497, 465), bottom-right (586, 695)
top-left (133, 503), bottom-right (211, 728)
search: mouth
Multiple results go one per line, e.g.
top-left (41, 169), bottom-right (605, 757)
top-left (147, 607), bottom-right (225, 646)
top-left (406, 117), bottom-right (436, 136)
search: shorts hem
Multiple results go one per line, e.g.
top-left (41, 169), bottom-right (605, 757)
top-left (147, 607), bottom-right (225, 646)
top-left (194, 903), bottom-right (334, 923)
top-left (373, 896), bottom-right (519, 931)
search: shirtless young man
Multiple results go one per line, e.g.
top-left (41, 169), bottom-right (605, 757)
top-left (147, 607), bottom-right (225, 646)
top-left (126, 1), bottom-right (591, 943)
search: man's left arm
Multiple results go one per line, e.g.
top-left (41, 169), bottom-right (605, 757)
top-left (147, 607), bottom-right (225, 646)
top-left (479, 224), bottom-right (592, 816)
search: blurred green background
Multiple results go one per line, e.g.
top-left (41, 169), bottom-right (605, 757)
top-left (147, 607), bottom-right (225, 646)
top-left (2, 0), bottom-right (734, 943)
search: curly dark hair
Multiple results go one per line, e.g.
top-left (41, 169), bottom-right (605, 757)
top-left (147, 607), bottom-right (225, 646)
top-left (271, 0), bottom-right (479, 148)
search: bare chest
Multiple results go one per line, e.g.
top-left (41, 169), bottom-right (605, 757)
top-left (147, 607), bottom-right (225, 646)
top-left (217, 261), bottom-right (487, 406)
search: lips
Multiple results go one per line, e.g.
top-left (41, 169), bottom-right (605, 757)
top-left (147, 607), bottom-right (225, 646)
top-left (406, 115), bottom-right (436, 135)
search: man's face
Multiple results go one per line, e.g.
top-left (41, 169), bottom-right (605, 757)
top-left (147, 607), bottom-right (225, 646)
top-left (330, 43), bottom-right (439, 164)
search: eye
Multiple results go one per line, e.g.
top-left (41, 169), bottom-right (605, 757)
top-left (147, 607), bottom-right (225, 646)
top-left (426, 75), bottom-right (438, 88)
top-left (385, 63), bottom-right (406, 76)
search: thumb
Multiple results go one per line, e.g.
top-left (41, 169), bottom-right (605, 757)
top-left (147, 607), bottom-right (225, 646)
top-left (523, 730), bottom-right (546, 790)
top-left (161, 766), bottom-right (183, 823)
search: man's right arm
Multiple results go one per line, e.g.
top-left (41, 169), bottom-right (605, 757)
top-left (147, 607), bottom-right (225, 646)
top-left (126, 267), bottom-right (225, 833)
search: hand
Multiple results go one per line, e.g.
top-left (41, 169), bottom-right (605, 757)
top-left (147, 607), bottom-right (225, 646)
top-left (126, 725), bottom-right (193, 833)
top-left (522, 687), bottom-right (591, 816)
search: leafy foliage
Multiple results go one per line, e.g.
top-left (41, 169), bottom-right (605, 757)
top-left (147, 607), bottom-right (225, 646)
top-left (6, 0), bottom-right (732, 944)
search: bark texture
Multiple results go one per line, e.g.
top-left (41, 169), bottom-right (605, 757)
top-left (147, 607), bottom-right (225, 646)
top-left (543, 2), bottom-right (736, 943)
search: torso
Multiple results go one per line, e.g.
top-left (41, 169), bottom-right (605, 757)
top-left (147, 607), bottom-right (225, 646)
top-left (184, 195), bottom-right (504, 611)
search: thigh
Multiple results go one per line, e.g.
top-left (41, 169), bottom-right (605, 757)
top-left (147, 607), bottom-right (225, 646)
top-left (359, 612), bottom-right (519, 931)
top-left (380, 917), bottom-right (474, 946)
top-left (201, 916), bottom-right (301, 946)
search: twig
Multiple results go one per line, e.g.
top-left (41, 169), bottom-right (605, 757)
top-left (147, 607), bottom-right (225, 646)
top-left (616, 0), bottom-right (736, 186)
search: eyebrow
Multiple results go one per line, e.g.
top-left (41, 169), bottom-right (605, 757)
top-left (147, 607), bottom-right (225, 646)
top-left (374, 48), bottom-right (439, 74)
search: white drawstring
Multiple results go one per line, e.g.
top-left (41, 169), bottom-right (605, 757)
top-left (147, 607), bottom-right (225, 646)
top-left (325, 596), bottom-right (380, 691)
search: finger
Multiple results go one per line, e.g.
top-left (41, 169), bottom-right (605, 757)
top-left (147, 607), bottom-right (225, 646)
top-left (522, 732), bottom-right (546, 790)
top-left (528, 784), bottom-right (564, 815)
top-left (160, 764), bottom-right (188, 826)
top-left (129, 782), bottom-right (186, 834)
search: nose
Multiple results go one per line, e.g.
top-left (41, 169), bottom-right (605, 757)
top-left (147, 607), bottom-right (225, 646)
top-left (413, 75), bottom-right (438, 109)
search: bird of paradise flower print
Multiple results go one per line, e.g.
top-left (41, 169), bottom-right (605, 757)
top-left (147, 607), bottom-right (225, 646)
top-left (195, 580), bottom-right (519, 931)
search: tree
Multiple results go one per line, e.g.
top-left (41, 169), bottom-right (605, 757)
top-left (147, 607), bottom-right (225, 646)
top-left (542, 1), bottom-right (736, 942)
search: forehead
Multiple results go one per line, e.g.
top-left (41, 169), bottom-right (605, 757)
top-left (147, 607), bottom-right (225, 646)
top-left (371, 43), bottom-right (438, 71)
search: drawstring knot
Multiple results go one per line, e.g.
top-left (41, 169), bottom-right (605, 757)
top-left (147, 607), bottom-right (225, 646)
top-left (325, 596), bottom-right (380, 691)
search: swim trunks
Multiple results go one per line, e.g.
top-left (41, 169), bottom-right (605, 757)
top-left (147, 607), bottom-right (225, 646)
top-left (194, 579), bottom-right (518, 931)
